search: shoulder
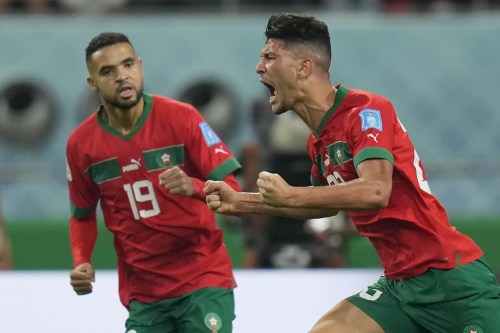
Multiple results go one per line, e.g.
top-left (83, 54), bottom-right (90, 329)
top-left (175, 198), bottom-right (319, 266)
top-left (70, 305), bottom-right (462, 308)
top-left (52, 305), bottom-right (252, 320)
top-left (151, 94), bottom-right (197, 113)
top-left (346, 87), bottom-right (393, 109)
top-left (67, 113), bottom-right (98, 147)
top-left (339, 87), bottom-right (396, 123)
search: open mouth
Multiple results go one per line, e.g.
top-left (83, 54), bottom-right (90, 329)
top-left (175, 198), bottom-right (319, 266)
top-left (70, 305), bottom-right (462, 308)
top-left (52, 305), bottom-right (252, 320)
top-left (118, 85), bottom-right (134, 98)
top-left (262, 82), bottom-right (276, 103)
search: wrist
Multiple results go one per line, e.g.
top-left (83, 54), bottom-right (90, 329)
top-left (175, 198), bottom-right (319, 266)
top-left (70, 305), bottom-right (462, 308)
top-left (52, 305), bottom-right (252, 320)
top-left (190, 177), bottom-right (206, 201)
top-left (237, 192), bottom-right (262, 214)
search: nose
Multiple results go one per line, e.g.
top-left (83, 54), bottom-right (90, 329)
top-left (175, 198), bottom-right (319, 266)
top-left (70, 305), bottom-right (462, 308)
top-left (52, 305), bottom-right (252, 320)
top-left (255, 58), bottom-right (264, 75)
top-left (116, 67), bottom-right (128, 81)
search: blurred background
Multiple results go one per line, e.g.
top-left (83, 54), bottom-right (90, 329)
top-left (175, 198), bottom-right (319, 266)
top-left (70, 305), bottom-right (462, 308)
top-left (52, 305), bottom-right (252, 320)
top-left (0, 0), bottom-right (499, 277)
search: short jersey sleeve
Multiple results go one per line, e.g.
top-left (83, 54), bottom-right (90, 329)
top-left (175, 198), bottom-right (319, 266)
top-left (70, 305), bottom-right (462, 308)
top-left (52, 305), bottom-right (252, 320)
top-left (182, 105), bottom-right (241, 180)
top-left (348, 99), bottom-right (397, 168)
top-left (66, 136), bottom-right (99, 219)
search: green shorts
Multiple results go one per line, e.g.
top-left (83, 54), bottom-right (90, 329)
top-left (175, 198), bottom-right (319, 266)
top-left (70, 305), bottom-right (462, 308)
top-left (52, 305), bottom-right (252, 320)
top-left (347, 258), bottom-right (500, 333)
top-left (125, 287), bottom-right (235, 333)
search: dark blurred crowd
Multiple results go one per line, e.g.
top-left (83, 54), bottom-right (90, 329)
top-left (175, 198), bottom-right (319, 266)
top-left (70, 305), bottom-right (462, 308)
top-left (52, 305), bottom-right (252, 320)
top-left (0, 0), bottom-right (499, 14)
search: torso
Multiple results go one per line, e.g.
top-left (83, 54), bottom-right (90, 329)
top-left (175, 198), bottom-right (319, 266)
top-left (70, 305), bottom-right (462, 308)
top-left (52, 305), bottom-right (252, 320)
top-left (307, 85), bottom-right (482, 279)
top-left (66, 93), bottom-right (240, 305)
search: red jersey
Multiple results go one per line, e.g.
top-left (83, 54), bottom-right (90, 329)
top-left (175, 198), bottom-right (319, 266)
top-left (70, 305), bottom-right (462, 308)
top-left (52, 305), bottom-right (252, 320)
top-left (308, 85), bottom-right (482, 279)
top-left (66, 93), bottom-right (241, 306)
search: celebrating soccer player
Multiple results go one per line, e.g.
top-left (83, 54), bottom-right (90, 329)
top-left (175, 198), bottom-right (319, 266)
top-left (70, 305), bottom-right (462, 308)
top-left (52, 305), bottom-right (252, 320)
top-left (205, 13), bottom-right (500, 333)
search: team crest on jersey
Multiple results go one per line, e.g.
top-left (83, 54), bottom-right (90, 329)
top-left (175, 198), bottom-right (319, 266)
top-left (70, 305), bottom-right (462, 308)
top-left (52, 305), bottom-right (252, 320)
top-left (326, 142), bottom-right (352, 166)
top-left (463, 325), bottom-right (483, 333)
top-left (199, 122), bottom-right (221, 147)
top-left (204, 312), bottom-right (222, 332)
top-left (359, 109), bottom-right (382, 131)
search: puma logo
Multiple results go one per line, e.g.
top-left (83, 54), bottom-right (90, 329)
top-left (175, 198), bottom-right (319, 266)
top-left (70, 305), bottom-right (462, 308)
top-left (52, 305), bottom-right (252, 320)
top-left (367, 133), bottom-right (379, 143)
top-left (214, 146), bottom-right (228, 155)
top-left (122, 158), bottom-right (142, 172)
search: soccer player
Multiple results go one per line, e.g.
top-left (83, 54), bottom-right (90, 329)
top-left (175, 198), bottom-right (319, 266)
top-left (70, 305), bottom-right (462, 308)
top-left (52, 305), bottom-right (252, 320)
top-left (204, 13), bottom-right (500, 333)
top-left (66, 32), bottom-right (241, 333)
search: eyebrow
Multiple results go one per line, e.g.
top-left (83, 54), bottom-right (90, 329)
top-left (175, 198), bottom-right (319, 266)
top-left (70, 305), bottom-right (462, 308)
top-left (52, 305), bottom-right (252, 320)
top-left (98, 57), bottom-right (135, 74)
top-left (262, 50), bottom-right (276, 58)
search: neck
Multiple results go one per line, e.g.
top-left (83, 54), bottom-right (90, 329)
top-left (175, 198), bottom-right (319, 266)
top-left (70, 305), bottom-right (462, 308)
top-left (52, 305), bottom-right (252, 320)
top-left (294, 82), bottom-right (336, 133)
top-left (103, 98), bottom-right (144, 135)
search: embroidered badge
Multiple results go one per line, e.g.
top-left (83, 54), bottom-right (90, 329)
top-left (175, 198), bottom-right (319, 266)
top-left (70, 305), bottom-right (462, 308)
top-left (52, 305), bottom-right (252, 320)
top-left (463, 324), bottom-right (483, 333)
top-left (359, 109), bottom-right (383, 131)
top-left (199, 122), bottom-right (221, 147)
top-left (326, 142), bottom-right (352, 166)
top-left (204, 312), bottom-right (222, 332)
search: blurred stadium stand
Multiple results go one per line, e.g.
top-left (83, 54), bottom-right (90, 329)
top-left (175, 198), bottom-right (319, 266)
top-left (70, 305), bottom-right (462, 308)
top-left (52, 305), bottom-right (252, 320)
top-left (1, 0), bottom-right (500, 13)
top-left (0, 7), bottom-right (498, 272)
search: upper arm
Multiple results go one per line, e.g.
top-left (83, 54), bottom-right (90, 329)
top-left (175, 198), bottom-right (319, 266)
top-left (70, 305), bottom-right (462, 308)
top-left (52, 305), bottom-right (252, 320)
top-left (66, 138), bottom-right (99, 218)
top-left (355, 158), bottom-right (394, 203)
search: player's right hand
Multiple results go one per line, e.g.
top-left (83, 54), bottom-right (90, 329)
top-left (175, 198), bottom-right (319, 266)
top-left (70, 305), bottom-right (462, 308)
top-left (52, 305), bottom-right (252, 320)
top-left (204, 180), bottom-right (239, 215)
top-left (70, 263), bottom-right (95, 296)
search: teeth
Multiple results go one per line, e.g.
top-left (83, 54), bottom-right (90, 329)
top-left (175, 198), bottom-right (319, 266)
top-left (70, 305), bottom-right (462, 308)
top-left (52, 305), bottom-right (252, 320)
top-left (269, 96), bottom-right (276, 103)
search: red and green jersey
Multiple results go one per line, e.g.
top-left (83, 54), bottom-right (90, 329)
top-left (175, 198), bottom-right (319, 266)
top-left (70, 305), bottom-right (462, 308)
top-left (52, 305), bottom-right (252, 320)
top-left (308, 85), bottom-right (482, 279)
top-left (66, 93), bottom-right (241, 306)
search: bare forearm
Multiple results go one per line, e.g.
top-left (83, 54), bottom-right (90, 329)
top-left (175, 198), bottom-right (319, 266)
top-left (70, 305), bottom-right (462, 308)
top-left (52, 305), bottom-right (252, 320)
top-left (237, 192), bottom-right (338, 219)
top-left (287, 179), bottom-right (390, 211)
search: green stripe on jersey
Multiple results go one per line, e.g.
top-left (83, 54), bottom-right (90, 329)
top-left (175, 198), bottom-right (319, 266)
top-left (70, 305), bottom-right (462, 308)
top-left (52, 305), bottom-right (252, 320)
top-left (143, 145), bottom-right (185, 171)
top-left (315, 153), bottom-right (325, 175)
top-left (354, 147), bottom-right (394, 168)
top-left (86, 158), bottom-right (121, 184)
top-left (70, 202), bottom-right (96, 219)
top-left (207, 158), bottom-right (241, 180)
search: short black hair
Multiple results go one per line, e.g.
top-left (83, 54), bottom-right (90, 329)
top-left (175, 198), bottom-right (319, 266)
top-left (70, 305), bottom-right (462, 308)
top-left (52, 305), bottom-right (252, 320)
top-left (85, 32), bottom-right (132, 63)
top-left (265, 13), bottom-right (331, 70)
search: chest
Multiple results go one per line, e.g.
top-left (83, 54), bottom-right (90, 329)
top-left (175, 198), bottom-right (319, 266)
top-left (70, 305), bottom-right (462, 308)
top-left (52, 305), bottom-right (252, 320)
top-left (312, 131), bottom-right (358, 186)
top-left (83, 123), bottom-right (186, 186)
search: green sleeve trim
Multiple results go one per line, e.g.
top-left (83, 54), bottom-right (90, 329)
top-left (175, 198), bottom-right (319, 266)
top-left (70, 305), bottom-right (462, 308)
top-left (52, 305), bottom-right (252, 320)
top-left (206, 158), bottom-right (242, 180)
top-left (354, 147), bottom-right (394, 168)
top-left (311, 175), bottom-right (328, 186)
top-left (70, 202), bottom-right (97, 219)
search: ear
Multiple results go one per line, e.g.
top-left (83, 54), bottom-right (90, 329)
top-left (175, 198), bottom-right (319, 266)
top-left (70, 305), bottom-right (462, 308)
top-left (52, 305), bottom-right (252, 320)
top-left (297, 58), bottom-right (313, 79)
top-left (86, 75), bottom-right (98, 93)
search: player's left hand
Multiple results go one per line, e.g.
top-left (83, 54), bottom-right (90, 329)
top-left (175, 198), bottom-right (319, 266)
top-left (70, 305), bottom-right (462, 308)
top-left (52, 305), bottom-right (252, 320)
top-left (158, 155), bottom-right (193, 196)
top-left (256, 171), bottom-right (293, 207)
top-left (70, 263), bottom-right (95, 296)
